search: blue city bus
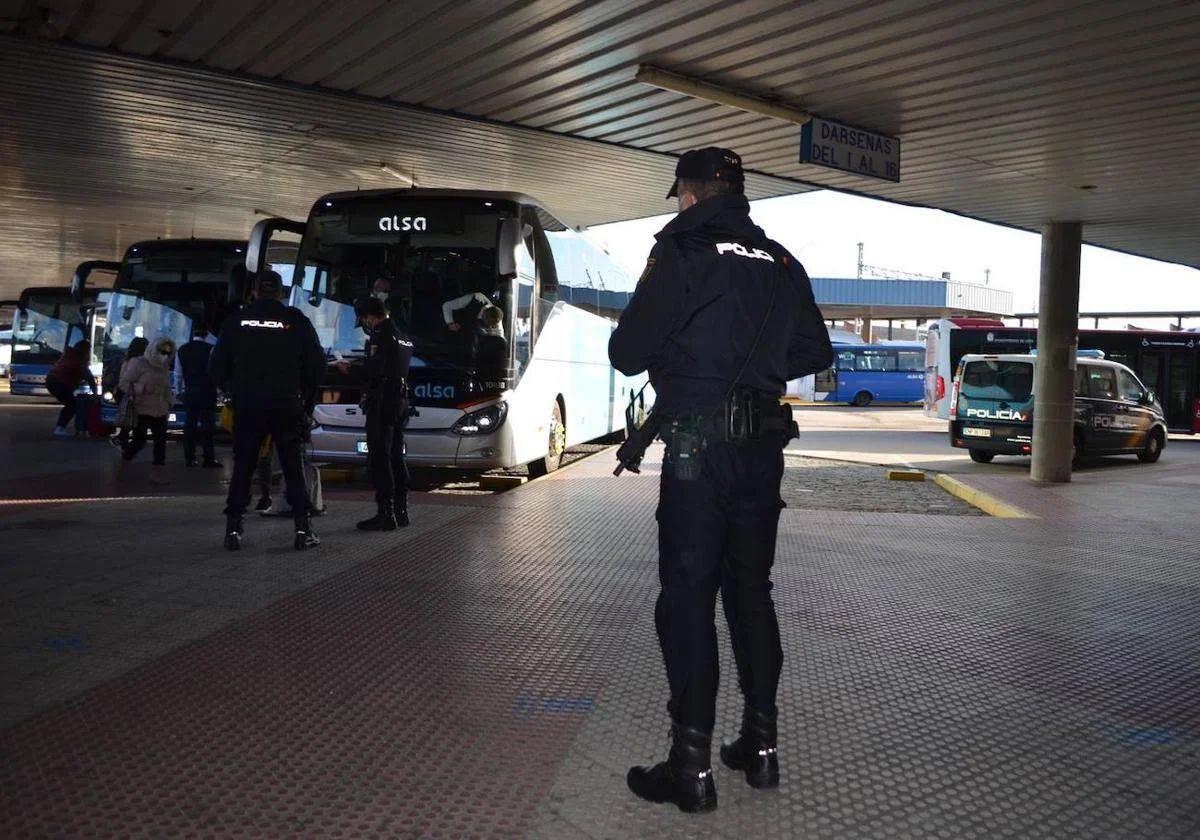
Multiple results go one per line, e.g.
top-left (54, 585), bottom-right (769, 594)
top-left (813, 343), bottom-right (925, 406)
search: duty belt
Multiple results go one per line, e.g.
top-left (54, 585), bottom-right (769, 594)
top-left (673, 388), bottom-right (797, 444)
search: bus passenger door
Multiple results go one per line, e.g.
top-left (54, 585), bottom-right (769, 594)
top-left (1166, 351), bottom-right (1192, 432)
top-left (814, 366), bottom-right (837, 401)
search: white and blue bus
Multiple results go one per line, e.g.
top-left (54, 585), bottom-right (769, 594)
top-left (811, 343), bottom-right (925, 406)
top-left (246, 189), bottom-right (645, 473)
top-left (98, 240), bottom-right (253, 428)
top-left (6, 270), bottom-right (115, 396)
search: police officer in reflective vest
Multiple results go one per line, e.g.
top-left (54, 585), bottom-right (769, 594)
top-left (354, 296), bottom-right (414, 531)
top-left (209, 270), bottom-right (325, 551)
top-left (610, 148), bottom-right (833, 813)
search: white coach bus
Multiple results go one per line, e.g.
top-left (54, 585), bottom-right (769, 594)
top-left (247, 189), bottom-right (645, 474)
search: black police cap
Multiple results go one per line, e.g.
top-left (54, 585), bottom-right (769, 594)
top-left (666, 147), bottom-right (744, 198)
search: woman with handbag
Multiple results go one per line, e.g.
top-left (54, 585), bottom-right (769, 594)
top-left (111, 337), bottom-right (149, 448)
top-left (118, 336), bottom-right (176, 484)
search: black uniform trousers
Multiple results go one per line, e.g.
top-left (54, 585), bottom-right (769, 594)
top-left (365, 407), bottom-right (408, 505)
top-left (182, 396), bottom-right (217, 464)
top-left (225, 394), bottom-right (309, 519)
top-left (655, 436), bottom-right (785, 734)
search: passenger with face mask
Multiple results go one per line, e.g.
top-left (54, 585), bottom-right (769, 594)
top-left (118, 335), bottom-right (177, 485)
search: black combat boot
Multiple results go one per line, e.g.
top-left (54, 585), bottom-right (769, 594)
top-left (294, 514), bottom-right (320, 550)
top-left (357, 502), bottom-right (397, 532)
top-left (394, 496), bottom-right (410, 528)
top-left (720, 706), bottom-right (779, 789)
top-left (224, 514), bottom-right (243, 551)
top-left (627, 724), bottom-right (717, 813)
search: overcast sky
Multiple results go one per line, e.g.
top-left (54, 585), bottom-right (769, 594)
top-left (590, 191), bottom-right (1200, 331)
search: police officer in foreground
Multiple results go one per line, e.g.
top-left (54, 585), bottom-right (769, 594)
top-left (352, 296), bottom-right (414, 531)
top-left (610, 148), bottom-right (833, 813)
top-left (210, 270), bottom-right (325, 551)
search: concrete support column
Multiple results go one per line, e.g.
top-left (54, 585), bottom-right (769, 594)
top-left (1031, 222), bottom-right (1082, 483)
top-left (859, 317), bottom-right (872, 343)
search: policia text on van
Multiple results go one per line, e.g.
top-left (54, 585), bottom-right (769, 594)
top-left (950, 354), bottom-right (1167, 465)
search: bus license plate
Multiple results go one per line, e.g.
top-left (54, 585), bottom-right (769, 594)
top-left (963, 427), bottom-right (991, 438)
top-left (356, 440), bottom-right (369, 454)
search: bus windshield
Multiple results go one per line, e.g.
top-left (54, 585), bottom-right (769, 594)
top-left (117, 247), bottom-right (245, 331)
top-left (12, 291), bottom-right (95, 363)
top-left (100, 292), bottom-right (193, 395)
top-left (293, 197), bottom-right (510, 371)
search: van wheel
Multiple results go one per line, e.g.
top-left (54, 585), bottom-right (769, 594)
top-left (528, 400), bottom-right (566, 477)
top-left (1072, 430), bottom-right (1085, 468)
top-left (968, 449), bottom-right (994, 464)
top-left (1138, 429), bottom-right (1164, 463)
top-left (852, 391), bottom-right (873, 407)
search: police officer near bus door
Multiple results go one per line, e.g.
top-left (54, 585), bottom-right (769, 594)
top-left (350, 296), bottom-right (414, 531)
top-left (209, 270), bottom-right (326, 551)
top-left (609, 148), bottom-right (833, 813)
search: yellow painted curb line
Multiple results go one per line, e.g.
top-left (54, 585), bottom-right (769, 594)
top-left (934, 474), bottom-right (1034, 519)
top-left (887, 469), bottom-right (925, 482)
top-left (318, 466), bottom-right (359, 483)
top-left (480, 474), bottom-right (527, 492)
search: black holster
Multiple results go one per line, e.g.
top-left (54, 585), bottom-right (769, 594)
top-left (706, 388), bottom-right (798, 444)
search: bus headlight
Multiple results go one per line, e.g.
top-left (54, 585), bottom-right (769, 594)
top-left (103, 391), bottom-right (115, 403)
top-left (450, 401), bottom-right (508, 436)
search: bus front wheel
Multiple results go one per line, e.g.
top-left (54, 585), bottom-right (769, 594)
top-left (529, 399), bottom-right (566, 477)
top-left (852, 391), bottom-right (873, 407)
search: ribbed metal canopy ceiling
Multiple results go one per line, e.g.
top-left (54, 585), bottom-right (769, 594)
top-left (1, 0), bottom-right (1197, 299)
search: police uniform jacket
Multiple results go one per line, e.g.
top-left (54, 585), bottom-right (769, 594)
top-left (609, 194), bottom-right (833, 416)
top-left (208, 298), bottom-right (325, 408)
top-left (363, 317), bottom-right (414, 420)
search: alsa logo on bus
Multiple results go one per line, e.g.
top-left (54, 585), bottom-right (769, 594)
top-left (378, 216), bottom-right (429, 232)
top-left (965, 407), bottom-right (1028, 421)
top-left (413, 383), bottom-right (455, 400)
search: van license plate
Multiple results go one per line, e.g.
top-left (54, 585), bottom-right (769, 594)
top-left (356, 441), bottom-right (369, 454)
top-left (963, 427), bottom-right (991, 438)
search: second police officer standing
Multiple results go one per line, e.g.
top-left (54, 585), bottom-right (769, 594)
top-left (209, 270), bottom-right (326, 551)
top-left (353, 296), bottom-right (414, 531)
top-left (609, 148), bottom-right (833, 813)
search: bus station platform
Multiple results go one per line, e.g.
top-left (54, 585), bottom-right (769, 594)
top-left (2, 444), bottom-right (1198, 838)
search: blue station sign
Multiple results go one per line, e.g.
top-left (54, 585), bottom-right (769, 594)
top-left (800, 116), bottom-right (900, 183)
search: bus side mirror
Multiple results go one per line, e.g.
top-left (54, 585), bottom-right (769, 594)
top-left (497, 217), bottom-right (521, 277)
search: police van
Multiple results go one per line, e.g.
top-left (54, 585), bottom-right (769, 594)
top-left (950, 353), bottom-right (1168, 465)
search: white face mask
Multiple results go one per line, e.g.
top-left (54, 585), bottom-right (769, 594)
top-left (373, 290), bottom-right (388, 301)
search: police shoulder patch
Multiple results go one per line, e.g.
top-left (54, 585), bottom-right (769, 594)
top-left (638, 256), bottom-right (656, 286)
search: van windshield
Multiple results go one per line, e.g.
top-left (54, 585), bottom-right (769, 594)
top-left (960, 360), bottom-right (1033, 401)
